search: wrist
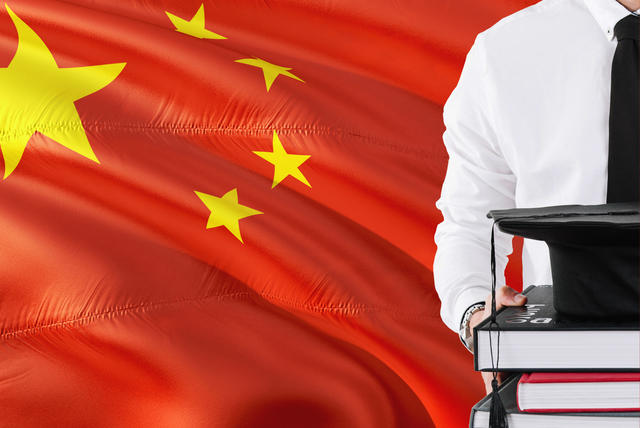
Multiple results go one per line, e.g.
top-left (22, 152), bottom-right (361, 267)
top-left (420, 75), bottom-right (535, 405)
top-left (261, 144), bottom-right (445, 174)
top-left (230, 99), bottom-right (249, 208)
top-left (451, 285), bottom-right (490, 333)
top-left (459, 301), bottom-right (485, 353)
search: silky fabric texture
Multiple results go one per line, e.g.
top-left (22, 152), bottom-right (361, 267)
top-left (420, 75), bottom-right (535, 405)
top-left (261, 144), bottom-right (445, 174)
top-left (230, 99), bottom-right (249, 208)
top-left (0, 1), bottom-right (533, 427)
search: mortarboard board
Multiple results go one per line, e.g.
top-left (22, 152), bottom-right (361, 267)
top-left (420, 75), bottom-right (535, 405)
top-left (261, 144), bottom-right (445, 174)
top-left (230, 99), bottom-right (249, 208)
top-left (482, 202), bottom-right (639, 428)
top-left (487, 202), bottom-right (640, 319)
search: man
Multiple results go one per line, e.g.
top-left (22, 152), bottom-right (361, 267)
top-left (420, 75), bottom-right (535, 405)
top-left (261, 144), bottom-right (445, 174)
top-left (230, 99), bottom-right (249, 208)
top-left (434, 0), bottom-right (640, 393)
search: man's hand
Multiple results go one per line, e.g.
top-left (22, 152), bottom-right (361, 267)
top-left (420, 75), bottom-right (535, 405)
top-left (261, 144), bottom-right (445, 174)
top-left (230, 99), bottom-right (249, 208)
top-left (469, 285), bottom-right (527, 394)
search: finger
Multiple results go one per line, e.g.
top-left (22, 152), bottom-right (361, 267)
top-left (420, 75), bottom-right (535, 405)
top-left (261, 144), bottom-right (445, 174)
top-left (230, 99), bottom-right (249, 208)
top-left (482, 372), bottom-right (493, 395)
top-left (481, 371), bottom-right (505, 394)
top-left (484, 289), bottom-right (506, 312)
top-left (481, 372), bottom-right (506, 394)
top-left (482, 286), bottom-right (527, 318)
top-left (497, 285), bottom-right (527, 307)
top-left (484, 379), bottom-right (492, 395)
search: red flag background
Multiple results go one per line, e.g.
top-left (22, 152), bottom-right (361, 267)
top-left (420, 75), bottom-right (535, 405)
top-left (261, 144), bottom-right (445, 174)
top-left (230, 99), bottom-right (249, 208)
top-left (0, 1), bottom-right (533, 426)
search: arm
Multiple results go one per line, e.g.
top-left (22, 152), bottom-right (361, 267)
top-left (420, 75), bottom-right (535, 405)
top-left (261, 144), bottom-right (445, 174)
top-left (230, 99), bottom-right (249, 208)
top-left (433, 33), bottom-right (517, 333)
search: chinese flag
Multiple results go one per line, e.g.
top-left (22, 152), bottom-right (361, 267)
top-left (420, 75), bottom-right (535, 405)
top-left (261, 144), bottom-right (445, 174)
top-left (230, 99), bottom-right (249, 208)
top-left (0, 1), bottom-right (532, 427)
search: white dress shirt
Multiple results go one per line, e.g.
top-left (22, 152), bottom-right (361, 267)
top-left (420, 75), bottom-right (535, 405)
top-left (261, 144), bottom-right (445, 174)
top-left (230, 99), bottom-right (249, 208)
top-left (434, 0), bottom-right (640, 332)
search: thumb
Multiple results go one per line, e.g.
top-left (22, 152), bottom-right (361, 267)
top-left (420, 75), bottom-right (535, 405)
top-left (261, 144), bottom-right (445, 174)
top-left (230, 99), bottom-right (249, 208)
top-left (499, 286), bottom-right (527, 306)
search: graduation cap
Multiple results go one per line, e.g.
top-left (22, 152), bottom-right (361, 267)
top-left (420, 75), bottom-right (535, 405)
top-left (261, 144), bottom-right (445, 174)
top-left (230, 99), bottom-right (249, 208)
top-left (487, 202), bottom-right (640, 319)
top-left (482, 202), bottom-right (639, 428)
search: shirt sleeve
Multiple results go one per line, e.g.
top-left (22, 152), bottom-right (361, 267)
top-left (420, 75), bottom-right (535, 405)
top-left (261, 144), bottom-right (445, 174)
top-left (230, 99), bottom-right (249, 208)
top-left (434, 33), bottom-right (517, 333)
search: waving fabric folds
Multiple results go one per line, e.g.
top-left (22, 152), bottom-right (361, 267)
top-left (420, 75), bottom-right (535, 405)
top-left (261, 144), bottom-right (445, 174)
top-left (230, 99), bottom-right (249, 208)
top-left (0, 1), bottom-right (532, 427)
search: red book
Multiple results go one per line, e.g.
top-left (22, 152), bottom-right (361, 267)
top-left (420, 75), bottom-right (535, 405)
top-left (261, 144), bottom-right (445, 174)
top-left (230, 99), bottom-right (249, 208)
top-left (517, 372), bottom-right (640, 413)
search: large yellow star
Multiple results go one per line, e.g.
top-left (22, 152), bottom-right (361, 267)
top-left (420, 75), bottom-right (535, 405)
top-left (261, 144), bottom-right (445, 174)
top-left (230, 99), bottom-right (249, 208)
top-left (194, 188), bottom-right (263, 243)
top-left (253, 131), bottom-right (311, 188)
top-left (166, 4), bottom-right (226, 40)
top-left (235, 58), bottom-right (304, 91)
top-left (0, 5), bottom-right (125, 179)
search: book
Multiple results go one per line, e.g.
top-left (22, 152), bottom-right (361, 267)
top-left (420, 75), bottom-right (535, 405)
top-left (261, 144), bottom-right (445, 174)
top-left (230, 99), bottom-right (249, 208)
top-left (473, 285), bottom-right (640, 371)
top-left (517, 372), bottom-right (640, 413)
top-left (469, 375), bottom-right (640, 428)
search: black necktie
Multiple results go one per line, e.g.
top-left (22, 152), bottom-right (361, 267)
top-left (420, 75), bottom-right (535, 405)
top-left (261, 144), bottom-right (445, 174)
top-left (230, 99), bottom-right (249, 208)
top-left (607, 14), bottom-right (639, 203)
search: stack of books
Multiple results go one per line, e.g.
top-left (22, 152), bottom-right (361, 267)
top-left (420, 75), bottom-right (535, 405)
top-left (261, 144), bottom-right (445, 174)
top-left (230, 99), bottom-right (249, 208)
top-left (470, 285), bottom-right (640, 427)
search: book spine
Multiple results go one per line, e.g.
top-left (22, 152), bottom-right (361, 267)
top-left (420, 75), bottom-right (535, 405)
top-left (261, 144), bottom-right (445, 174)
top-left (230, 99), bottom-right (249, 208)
top-left (473, 325), bottom-right (479, 371)
top-left (516, 377), bottom-right (523, 412)
top-left (468, 406), bottom-right (476, 428)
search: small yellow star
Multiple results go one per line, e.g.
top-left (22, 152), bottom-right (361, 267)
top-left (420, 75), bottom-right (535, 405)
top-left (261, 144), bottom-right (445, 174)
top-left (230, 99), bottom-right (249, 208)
top-left (235, 58), bottom-right (304, 91)
top-left (166, 4), bottom-right (226, 40)
top-left (0, 4), bottom-right (125, 179)
top-left (253, 131), bottom-right (311, 188)
top-left (194, 188), bottom-right (263, 243)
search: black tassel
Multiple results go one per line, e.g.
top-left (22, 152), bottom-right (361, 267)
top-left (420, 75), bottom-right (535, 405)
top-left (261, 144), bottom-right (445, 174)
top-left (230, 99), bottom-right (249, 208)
top-left (488, 379), bottom-right (508, 428)
top-left (488, 222), bottom-right (508, 427)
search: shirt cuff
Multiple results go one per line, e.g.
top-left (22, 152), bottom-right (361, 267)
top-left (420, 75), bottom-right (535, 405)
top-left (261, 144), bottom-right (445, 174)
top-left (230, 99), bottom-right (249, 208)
top-left (453, 285), bottom-right (489, 330)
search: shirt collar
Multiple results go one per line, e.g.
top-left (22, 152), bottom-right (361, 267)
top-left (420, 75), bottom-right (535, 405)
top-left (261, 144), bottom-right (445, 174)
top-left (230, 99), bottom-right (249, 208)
top-left (583, 0), bottom-right (638, 41)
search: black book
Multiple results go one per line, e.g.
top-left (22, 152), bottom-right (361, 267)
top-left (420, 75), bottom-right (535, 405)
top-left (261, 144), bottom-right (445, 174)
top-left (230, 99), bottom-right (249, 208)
top-left (469, 374), bottom-right (640, 428)
top-left (473, 285), bottom-right (639, 372)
